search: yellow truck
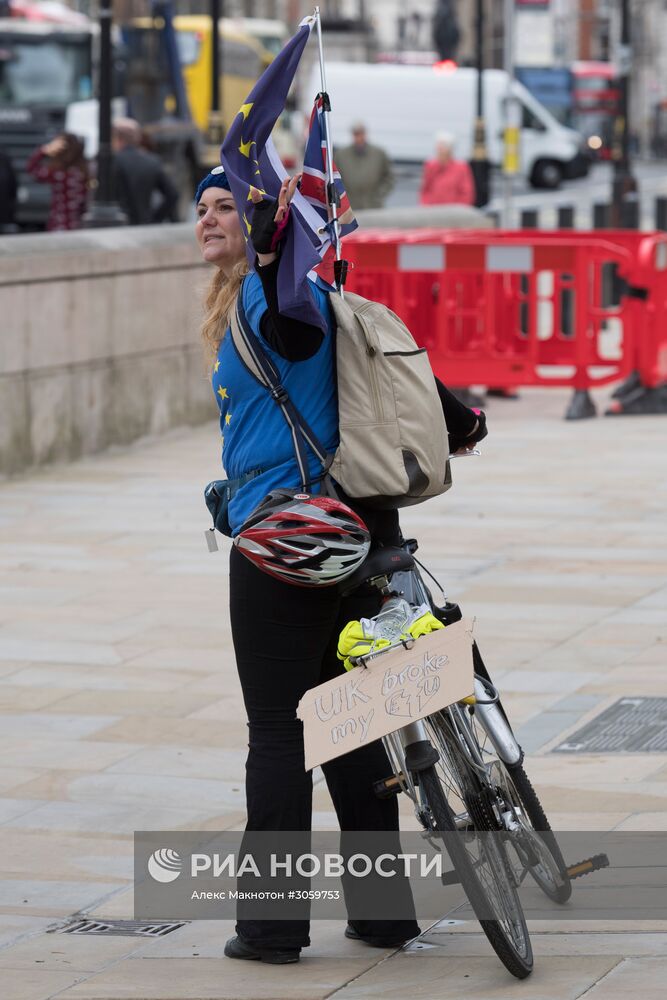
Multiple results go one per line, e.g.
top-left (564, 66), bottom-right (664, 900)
top-left (171, 16), bottom-right (297, 168)
top-left (167, 15), bottom-right (265, 134)
top-left (124, 12), bottom-right (295, 180)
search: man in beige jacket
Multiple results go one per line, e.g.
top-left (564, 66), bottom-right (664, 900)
top-left (335, 122), bottom-right (394, 210)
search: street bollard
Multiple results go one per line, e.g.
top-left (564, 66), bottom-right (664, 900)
top-left (620, 193), bottom-right (640, 230)
top-left (557, 205), bottom-right (575, 229)
top-left (518, 208), bottom-right (539, 336)
top-left (593, 202), bottom-right (610, 229)
top-left (559, 205), bottom-right (574, 337)
top-left (592, 202), bottom-right (615, 307)
top-left (560, 281), bottom-right (574, 339)
top-left (656, 196), bottom-right (667, 232)
top-left (563, 186), bottom-right (597, 414)
top-left (518, 207), bottom-right (538, 335)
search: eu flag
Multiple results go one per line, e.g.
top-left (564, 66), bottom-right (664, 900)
top-left (221, 16), bottom-right (328, 331)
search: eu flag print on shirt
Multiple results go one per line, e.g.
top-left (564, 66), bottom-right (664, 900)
top-left (211, 272), bottom-right (339, 535)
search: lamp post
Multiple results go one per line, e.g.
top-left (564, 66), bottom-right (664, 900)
top-left (501, 0), bottom-right (519, 228)
top-left (83, 0), bottom-right (126, 227)
top-left (610, 0), bottom-right (637, 226)
top-left (470, 0), bottom-right (490, 207)
top-left (207, 0), bottom-right (225, 147)
top-left (433, 0), bottom-right (461, 61)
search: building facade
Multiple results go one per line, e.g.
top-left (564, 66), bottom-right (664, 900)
top-left (128, 0), bottom-right (667, 154)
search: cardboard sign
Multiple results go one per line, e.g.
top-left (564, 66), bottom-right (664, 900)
top-left (297, 619), bottom-right (474, 770)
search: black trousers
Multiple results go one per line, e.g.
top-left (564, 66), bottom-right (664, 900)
top-left (229, 545), bottom-right (420, 950)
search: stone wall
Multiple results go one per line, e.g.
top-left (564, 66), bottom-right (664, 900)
top-left (0, 225), bottom-right (215, 476)
top-left (0, 210), bottom-right (492, 476)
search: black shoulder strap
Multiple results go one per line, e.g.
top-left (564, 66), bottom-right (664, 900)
top-left (230, 281), bottom-right (331, 492)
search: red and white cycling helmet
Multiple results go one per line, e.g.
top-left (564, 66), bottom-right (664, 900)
top-left (234, 490), bottom-right (371, 587)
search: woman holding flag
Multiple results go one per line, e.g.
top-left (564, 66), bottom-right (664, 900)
top-left (195, 13), bottom-right (487, 966)
top-left (196, 160), bottom-right (425, 964)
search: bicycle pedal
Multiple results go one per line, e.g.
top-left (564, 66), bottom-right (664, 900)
top-left (373, 773), bottom-right (403, 799)
top-left (566, 853), bottom-right (610, 879)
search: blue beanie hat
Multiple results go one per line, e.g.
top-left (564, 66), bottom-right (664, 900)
top-left (194, 165), bottom-right (231, 205)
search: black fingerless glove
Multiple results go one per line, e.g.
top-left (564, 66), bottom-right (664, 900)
top-left (448, 409), bottom-right (488, 453)
top-left (470, 409), bottom-right (488, 445)
top-left (250, 197), bottom-right (290, 255)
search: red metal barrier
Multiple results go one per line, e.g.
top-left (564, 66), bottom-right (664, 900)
top-left (631, 233), bottom-right (667, 389)
top-left (343, 229), bottom-right (667, 393)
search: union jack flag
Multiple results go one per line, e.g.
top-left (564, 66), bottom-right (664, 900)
top-left (301, 93), bottom-right (358, 287)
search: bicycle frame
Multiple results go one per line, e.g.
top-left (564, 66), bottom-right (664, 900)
top-left (376, 554), bottom-right (523, 826)
top-left (350, 534), bottom-right (572, 975)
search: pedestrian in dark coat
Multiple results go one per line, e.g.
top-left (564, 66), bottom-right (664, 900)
top-left (0, 150), bottom-right (18, 232)
top-left (111, 117), bottom-right (179, 225)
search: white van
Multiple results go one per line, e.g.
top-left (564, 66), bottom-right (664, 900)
top-left (303, 63), bottom-right (589, 189)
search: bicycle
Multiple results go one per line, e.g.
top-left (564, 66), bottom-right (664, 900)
top-left (337, 518), bottom-right (571, 979)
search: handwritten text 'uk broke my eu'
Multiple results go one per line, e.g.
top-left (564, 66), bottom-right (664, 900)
top-left (313, 650), bottom-right (447, 746)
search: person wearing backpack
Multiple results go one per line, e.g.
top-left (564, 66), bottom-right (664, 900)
top-left (195, 167), bottom-right (487, 964)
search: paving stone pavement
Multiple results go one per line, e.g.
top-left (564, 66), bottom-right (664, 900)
top-left (1, 386), bottom-right (666, 999)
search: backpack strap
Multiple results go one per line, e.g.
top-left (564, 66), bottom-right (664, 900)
top-left (229, 281), bottom-right (331, 492)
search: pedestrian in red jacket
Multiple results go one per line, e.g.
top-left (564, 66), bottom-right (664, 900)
top-left (419, 131), bottom-right (474, 206)
top-left (27, 133), bottom-right (89, 231)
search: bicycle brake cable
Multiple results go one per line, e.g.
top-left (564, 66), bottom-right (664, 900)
top-left (414, 556), bottom-right (446, 600)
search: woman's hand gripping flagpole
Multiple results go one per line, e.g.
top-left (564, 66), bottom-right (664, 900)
top-left (314, 5), bottom-right (346, 296)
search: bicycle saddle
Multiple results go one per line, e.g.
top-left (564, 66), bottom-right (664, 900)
top-left (339, 545), bottom-right (415, 595)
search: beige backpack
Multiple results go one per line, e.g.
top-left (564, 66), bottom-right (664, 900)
top-left (230, 284), bottom-right (451, 509)
top-left (328, 291), bottom-right (451, 508)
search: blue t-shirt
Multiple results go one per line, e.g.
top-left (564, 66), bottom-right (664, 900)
top-left (211, 272), bottom-right (339, 534)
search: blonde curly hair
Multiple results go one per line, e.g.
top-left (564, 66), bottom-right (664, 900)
top-left (201, 259), bottom-right (249, 363)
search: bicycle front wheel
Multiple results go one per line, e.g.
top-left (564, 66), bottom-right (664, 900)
top-left (418, 765), bottom-right (533, 980)
top-left (503, 761), bottom-right (572, 903)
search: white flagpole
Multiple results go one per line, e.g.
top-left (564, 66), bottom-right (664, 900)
top-left (314, 6), bottom-right (344, 295)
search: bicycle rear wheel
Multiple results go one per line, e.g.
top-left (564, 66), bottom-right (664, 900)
top-left (418, 764), bottom-right (533, 979)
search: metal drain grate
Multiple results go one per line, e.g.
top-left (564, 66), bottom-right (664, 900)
top-left (552, 697), bottom-right (667, 753)
top-left (60, 919), bottom-right (187, 937)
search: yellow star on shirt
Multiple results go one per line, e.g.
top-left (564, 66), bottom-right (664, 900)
top-left (214, 360), bottom-right (220, 373)
top-left (217, 386), bottom-right (229, 400)
top-left (225, 413), bottom-right (232, 425)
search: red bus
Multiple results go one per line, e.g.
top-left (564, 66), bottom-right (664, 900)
top-left (570, 61), bottom-right (620, 160)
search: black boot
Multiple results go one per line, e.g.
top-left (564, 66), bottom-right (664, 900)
top-left (344, 922), bottom-right (416, 949)
top-left (224, 935), bottom-right (300, 964)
